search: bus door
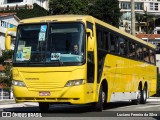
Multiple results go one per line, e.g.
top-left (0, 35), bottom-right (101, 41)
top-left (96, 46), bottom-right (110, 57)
top-left (86, 21), bottom-right (96, 102)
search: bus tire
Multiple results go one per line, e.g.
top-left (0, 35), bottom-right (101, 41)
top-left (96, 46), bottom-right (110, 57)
top-left (132, 86), bottom-right (141, 105)
top-left (141, 85), bottom-right (147, 104)
top-left (39, 102), bottom-right (49, 112)
top-left (94, 85), bottom-right (106, 112)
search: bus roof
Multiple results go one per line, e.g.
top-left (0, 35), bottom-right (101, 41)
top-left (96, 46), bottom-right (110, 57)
top-left (20, 15), bottom-right (155, 49)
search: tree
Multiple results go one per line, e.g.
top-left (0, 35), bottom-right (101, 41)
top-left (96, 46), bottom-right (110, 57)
top-left (16, 3), bottom-right (49, 19)
top-left (0, 50), bottom-right (13, 98)
top-left (0, 50), bottom-right (13, 64)
top-left (0, 3), bottom-right (49, 20)
top-left (49, 0), bottom-right (88, 15)
top-left (89, 0), bottom-right (121, 28)
top-left (0, 63), bottom-right (12, 88)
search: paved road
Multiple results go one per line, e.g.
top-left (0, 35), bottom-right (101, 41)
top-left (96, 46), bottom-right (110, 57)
top-left (0, 99), bottom-right (160, 120)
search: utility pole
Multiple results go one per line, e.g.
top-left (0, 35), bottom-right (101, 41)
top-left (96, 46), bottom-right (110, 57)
top-left (131, 0), bottom-right (135, 36)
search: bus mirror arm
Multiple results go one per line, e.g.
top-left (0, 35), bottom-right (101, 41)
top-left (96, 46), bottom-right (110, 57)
top-left (86, 29), bottom-right (94, 51)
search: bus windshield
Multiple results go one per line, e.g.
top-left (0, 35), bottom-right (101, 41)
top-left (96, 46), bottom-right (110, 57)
top-left (14, 22), bottom-right (85, 66)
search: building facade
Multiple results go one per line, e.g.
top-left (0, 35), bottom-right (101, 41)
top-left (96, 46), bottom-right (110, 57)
top-left (0, 13), bottom-right (19, 50)
top-left (119, 0), bottom-right (160, 34)
top-left (0, 0), bottom-right (49, 11)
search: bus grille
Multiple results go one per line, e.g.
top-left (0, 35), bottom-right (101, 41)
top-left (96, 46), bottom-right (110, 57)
top-left (25, 82), bottom-right (64, 91)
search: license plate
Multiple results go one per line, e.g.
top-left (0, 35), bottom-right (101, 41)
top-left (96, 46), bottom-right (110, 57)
top-left (39, 91), bottom-right (50, 96)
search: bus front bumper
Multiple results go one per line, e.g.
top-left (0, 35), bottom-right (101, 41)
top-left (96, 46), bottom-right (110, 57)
top-left (13, 85), bottom-right (90, 104)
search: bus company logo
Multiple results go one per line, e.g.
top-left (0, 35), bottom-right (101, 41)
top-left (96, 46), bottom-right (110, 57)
top-left (25, 78), bottom-right (39, 80)
top-left (2, 112), bottom-right (11, 117)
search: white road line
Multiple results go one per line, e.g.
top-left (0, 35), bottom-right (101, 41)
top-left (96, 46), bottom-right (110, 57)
top-left (137, 105), bottom-right (160, 109)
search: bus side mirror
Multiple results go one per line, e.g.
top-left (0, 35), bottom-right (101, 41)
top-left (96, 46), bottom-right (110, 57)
top-left (5, 28), bottom-right (17, 50)
top-left (5, 36), bottom-right (11, 50)
top-left (87, 29), bottom-right (94, 51)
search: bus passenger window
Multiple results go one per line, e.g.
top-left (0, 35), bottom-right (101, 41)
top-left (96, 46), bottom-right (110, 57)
top-left (110, 34), bottom-right (118, 53)
top-left (136, 45), bottom-right (143, 61)
top-left (150, 50), bottom-right (155, 64)
top-left (143, 47), bottom-right (149, 62)
top-left (103, 32), bottom-right (109, 51)
top-left (129, 42), bottom-right (136, 59)
top-left (118, 38), bottom-right (128, 56)
top-left (96, 29), bottom-right (102, 48)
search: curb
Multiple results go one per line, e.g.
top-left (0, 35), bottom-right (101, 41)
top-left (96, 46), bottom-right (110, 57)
top-left (0, 102), bottom-right (38, 109)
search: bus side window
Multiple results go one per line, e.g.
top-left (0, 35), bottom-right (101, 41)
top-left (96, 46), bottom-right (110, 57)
top-left (128, 42), bottom-right (136, 59)
top-left (96, 29), bottom-right (102, 48)
top-left (150, 49), bottom-right (155, 64)
top-left (136, 45), bottom-right (143, 61)
top-left (143, 47), bottom-right (150, 63)
top-left (87, 52), bottom-right (94, 83)
top-left (118, 37), bottom-right (128, 56)
top-left (110, 34), bottom-right (118, 53)
top-left (103, 31), bottom-right (109, 51)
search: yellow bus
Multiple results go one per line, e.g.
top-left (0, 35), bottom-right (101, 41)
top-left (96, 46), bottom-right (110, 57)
top-left (6, 15), bottom-right (157, 112)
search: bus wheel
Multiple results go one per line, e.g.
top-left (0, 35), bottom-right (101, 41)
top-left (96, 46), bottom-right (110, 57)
top-left (132, 86), bottom-right (141, 105)
top-left (94, 85), bottom-right (106, 112)
top-left (141, 85), bottom-right (147, 104)
top-left (39, 102), bottom-right (49, 112)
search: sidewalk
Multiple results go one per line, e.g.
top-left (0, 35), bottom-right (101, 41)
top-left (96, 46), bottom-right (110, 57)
top-left (0, 97), bottom-right (159, 109)
top-left (0, 99), bottom-right (38, 108)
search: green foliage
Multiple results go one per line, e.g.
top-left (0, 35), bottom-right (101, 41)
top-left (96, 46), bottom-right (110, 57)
top-left (0, 3), bottom-right (49, 20)
top-left (89, 0), bottom-right (121, 27)
top-left (0, 50), bottom-right (13, 64)
top-left (0, 63), bottom-right (12, 88)
top-left (136, 10), bottom-right (157, 34)
top-left (17, 3), bottom-right (49, 19)
top-left (49, 0), bottom-right (88, 15)
top-left (0, 50), bottom-right (13, 90)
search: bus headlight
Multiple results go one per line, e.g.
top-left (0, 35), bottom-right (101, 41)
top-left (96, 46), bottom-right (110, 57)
top-left (12, 80), bottom-right (26, 87)
top-left (65, 79), bottom-right (84, 87)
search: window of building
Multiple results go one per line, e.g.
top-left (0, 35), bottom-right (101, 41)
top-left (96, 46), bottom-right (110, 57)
top-left (150, 3), bottom-right (158, 11)
top-left (121, 12), bottom-right (131, 21)
top-left (135, 2), bottom-right (143, 10)
top-left (7, 0), bottom-right (23, 3)
top-left (121, 2), bottom-right (131, 9)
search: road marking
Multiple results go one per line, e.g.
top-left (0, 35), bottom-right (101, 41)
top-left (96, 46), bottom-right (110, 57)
top-left (137, 105), bottom-right (160, 109)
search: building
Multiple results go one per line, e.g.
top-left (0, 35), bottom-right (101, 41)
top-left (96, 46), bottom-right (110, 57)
top-left (0, 13), bottom-right (19, 50)
top-left (0, 0), bottom-right (49, 11)
top-left (119, 0), bottom-right (160, 34)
